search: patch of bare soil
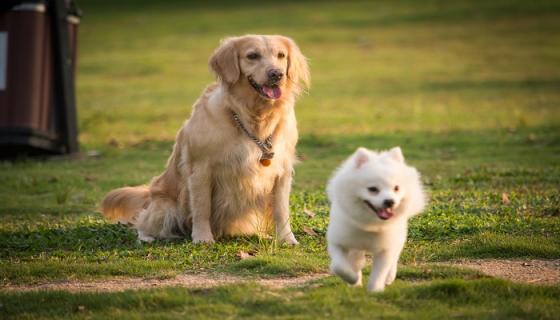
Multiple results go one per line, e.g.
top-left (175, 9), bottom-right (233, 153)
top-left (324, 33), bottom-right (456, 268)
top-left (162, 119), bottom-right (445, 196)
top-left (447, 259), bottom-right (560, 285)
top-left (3, 259), bottom-right (558, 293)
top-left (1, 273), bottom-right (329, 293)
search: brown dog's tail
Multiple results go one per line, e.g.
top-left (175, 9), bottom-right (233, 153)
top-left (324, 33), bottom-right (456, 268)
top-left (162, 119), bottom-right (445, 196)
top-left (101, 186), bottom-right (150, 224)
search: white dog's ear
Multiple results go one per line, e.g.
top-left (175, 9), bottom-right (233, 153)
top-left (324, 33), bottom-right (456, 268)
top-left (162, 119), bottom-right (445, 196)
top-left (388, 147), bottom-right (404, 163)
top-left (280, 36), bottom-right (310, 95)
top-left (209, 37), bottom-right (240, 84)
top-left (354, 147), bottom-right (370, 169)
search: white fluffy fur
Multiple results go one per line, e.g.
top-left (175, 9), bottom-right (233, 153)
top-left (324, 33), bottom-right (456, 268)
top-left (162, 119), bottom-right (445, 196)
top-left (326, 147), bottom-right (426, 292)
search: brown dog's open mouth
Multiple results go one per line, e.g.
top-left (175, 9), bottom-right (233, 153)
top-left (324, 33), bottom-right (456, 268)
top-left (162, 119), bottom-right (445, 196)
top-left (364, 200), bottom-right (394, 220)
top-left (248, 76), bottom-right (282, 100)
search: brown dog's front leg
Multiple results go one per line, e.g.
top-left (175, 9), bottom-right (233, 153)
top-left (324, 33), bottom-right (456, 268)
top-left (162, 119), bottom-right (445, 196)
top-left (273, 173), bottom-right (298, 245)
top-left (188, 163), bottom-right (215, 244)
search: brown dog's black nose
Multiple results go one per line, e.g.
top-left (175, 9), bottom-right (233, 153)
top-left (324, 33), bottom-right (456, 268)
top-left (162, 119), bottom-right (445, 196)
top-left (383, 199), bottom-right (395, 208)
top-left (267, 69), bottom-right (284, 83)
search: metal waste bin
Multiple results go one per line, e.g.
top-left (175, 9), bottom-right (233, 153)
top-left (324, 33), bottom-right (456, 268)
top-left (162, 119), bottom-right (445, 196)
top-left (0, 0), bottom-right (80, 156)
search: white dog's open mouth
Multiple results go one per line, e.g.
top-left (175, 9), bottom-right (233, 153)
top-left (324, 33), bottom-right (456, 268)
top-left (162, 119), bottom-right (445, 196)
top-left (364, 200), bottom-right (394, 220)
top-left (248, 76), bottom-right (282, 100)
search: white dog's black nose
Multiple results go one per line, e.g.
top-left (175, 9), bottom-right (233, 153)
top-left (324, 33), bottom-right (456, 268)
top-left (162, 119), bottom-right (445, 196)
top-left (267, 69), bottom-right (284, 82)
top-left (383, 199), bottom-right (395, 208)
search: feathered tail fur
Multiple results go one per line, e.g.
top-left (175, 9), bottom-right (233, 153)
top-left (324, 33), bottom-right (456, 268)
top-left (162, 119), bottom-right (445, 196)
top-left (101, 186), bottom-right (150, 224)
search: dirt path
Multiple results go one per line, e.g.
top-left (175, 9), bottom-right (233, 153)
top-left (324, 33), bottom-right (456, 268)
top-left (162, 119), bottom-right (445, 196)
top-left (1, 273), bottom-right (330, 293)
top-left (2, 259), bottom-right (558, 293)
top-left (448, 259), bottom-right (560, 285)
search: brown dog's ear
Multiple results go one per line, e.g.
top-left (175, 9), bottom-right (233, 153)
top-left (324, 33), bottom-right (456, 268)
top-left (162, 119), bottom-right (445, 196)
top-left (280, 36), bottom-right (310, 95)
top-left (209, 37), bottom-right (240, 84)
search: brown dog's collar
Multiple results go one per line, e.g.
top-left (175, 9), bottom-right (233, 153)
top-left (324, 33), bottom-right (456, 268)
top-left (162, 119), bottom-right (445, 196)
top-left (229, 110), bottom-right (274, 166)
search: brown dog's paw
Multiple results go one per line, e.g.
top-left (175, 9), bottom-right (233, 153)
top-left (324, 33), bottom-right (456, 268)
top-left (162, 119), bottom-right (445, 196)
top-left (279, 232), bottom-right (299, 246)
top-left (192, 230), bottom-right (215, 244)
top-left (192, 237), bottom-right (215, 244)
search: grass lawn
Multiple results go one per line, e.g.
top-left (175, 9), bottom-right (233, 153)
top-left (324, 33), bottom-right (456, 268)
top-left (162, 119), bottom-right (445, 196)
top-left (1, 0), bottom-right (559, 318)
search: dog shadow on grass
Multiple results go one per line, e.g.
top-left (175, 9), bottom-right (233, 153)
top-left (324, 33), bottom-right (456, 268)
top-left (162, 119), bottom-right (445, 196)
top-left (0, 222), bottom-right (185, 258)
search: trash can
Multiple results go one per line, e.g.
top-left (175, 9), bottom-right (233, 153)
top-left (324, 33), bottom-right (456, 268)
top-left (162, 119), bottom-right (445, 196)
top-left (0, 0), bottom-right (80, 156)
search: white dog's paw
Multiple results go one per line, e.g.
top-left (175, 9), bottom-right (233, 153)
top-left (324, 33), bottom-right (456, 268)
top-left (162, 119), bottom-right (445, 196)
top-left (331, 263), bottom-right (359, 285)
top-left (349, 272), bottom-right (363, 288)
top-left (279, 232), bottom-right (299, 246)
top-left (137, 231), bottom-right (155, 243)
top-left (367, 281), bottom-right (385, 293)
top-left (385, 272), bottom-right (397, 285)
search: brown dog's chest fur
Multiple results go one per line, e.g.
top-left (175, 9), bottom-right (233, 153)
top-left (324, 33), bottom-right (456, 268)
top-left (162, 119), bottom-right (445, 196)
top-left (163, 85), bottom-right (298, 237)
top-left (210, 138), bottom-right (288, 236)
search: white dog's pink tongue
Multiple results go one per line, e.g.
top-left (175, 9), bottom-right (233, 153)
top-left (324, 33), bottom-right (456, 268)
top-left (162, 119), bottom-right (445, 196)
top-left (262, 86), bottom-right (281, 99)
top-left (377, 209), bottom-right (393, 220)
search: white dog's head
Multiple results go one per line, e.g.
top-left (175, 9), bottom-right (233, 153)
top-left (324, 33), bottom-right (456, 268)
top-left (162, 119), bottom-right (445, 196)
top-left (328, 147), bottom-right (426, 224)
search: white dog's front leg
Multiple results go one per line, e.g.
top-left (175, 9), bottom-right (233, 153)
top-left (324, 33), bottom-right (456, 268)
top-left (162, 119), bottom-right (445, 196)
top-left (348, 250), bottom-right (366, 287)
top-left (328, 244), bottom-right (360, 285)
top-left (188, 163), bottom-right (214, 244)
top-left (272, 173), bottom-right (298, 245)
top-left (385, 230), bottom-right (406, 286)
top-left (367, 251), bottom-right (394, 293)
top-left (385, 259), bottom-right (399, 285)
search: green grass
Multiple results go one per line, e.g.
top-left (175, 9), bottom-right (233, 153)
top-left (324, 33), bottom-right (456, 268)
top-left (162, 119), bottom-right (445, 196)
top-left (1, 0), bottom-right (559, 317)
top-left (2, 273), bottom-right (560, 319)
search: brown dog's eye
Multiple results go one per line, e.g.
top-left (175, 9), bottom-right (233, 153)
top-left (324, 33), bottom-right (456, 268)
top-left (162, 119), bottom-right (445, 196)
top-left (278, 52), bottom-right (286, 59)
top-left (247, 52), bottom-right (261, 60)
top-left (394, 185), bottom-right (400, 192)
top-left (368, 186), bottom-right (379, 193)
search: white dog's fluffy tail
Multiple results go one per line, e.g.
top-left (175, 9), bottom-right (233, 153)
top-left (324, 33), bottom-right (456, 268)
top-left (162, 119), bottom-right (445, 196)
top-left (101, 186), bottom-right (150, 224)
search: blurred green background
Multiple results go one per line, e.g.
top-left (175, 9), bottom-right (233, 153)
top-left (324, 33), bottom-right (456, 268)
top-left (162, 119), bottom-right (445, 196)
top-left (78, 0), bottom-right (560, 145)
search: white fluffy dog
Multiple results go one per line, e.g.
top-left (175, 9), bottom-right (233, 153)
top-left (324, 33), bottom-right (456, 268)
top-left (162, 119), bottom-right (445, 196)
top-left (326, 147), bottom-right (426, 292)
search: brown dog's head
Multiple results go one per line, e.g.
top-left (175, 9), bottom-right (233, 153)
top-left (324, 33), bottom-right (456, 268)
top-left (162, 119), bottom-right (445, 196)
top-left (210, 35), bottom-right (310, 100)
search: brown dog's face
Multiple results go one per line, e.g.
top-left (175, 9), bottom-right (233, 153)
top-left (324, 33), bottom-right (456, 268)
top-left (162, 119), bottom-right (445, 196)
top-left (238, 37), bottom-right (289, 100)
top-left (210, 35), bottom-right (310, 100)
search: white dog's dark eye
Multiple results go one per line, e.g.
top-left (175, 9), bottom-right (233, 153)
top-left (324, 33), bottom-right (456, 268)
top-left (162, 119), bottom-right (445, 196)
top-left (368, 186), bottom-right (379, 193)
top-left (247, 52), bottom-right (261, 60)
top-left (394, 185), bottom-right (400, 192)
top-left (278, 52), bottom-right (285, 59)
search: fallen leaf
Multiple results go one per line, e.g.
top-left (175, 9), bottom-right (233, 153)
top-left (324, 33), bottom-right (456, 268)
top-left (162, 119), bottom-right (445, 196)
top-left (236, 251), bottom-right (255, 260)
top-left (501, 192), bottom-right (510, 205)
top-left (84, 175), bottom-right (97, 182)
top-left (108, 138), bottom-right (121, 148)
top-left (303, 226), bottom-right (318, 237)
top-left (303, 208), bottom-right (316, 218)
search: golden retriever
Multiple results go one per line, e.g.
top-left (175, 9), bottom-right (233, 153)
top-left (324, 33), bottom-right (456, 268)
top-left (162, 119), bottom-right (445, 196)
top-left (101, 35), bottom-right (310, 244)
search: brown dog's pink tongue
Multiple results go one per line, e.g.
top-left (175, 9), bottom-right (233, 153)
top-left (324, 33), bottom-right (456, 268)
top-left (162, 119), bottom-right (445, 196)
top-left (262, 86), bottom-right (282, 99)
